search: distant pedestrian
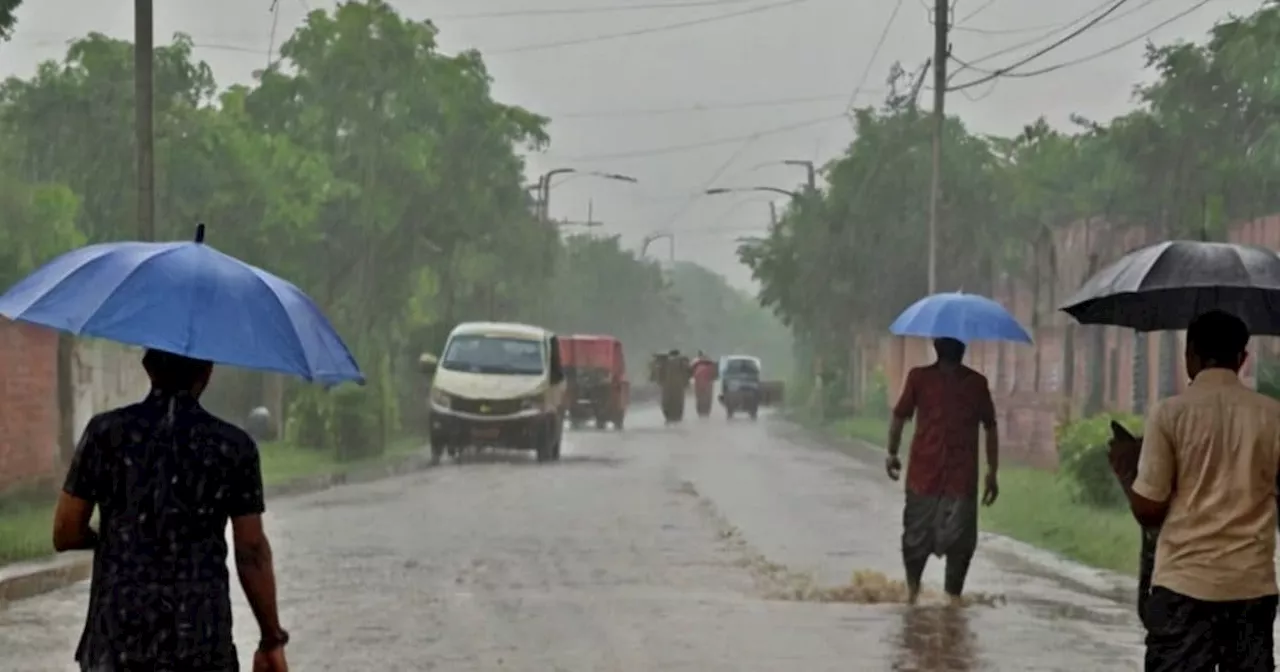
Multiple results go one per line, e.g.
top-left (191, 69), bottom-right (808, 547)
top-left (52, 349), bottom-right (290, 672)
top-left (1109, 310), bottom-right (1280, 672)
top-left (658, 349), bottom-right (690, 424)
top-left (885, 337), bottom-right (999, 606)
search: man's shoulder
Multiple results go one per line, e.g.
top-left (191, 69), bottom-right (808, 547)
top-left (190, 408), bottom-right (258, 456)
top-left (86, 401), bottom-right (153, 435)
top-left (959, 365), bottom-right (989, 385)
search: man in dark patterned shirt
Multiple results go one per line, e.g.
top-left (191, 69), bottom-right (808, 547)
top-left (52, 349), bottom-right (290, 671)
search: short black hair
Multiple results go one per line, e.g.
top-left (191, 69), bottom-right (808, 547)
top-left (933, 337), bottom-right (966, 363)
top-left (142, 349), bottom-right (213, 391)
top-left (1186, 310), bottom-right (1249, 367)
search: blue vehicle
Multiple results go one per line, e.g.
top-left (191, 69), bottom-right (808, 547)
top-left (718, 355), bottom-right (761, 420)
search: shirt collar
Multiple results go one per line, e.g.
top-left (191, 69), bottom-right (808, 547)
top-left (1190, 368), bottom-right (1243, 388)
top-left (145, 389), bottom-right (200, 408)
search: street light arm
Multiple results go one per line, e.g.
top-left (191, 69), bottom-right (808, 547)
top-left (751, 186), bottom-right (802, 199)
top-left (705, 186), bottom-right (801, 199)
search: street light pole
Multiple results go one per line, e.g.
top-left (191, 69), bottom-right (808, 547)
top-left (135, 0), bottom-right (154, 241)
top-left (537, 168), bottom-right (638, 222)
top-left (782, 160), bottom-right (816, 193)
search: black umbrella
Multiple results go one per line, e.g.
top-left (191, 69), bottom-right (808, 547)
top-left (1059, 240), bottom-right (1280, 335)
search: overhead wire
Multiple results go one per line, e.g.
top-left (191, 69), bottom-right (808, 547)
top-left (550, 92), bottom-right (870, 119)
top-left (946, 0), bottom-right (1136, 92)
top-left (811, 0), bottom-right (905, 163)
top-left (488, 0), bottom-right (812, 55)
top-left (976, 0), bottom-right (1215, 80)
top-left (950, 0), bottom-right (1157, 77)
top-left (431, 0), bottom-right (755, 20)
top-left (954, 0), bottom-right (1000, 24)
top-left (561, 114), bottom-right (842, 161)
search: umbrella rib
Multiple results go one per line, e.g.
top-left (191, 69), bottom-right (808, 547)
top-left (246, 267), bottom-right (337, 382)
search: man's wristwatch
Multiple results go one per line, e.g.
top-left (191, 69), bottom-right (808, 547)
top-left (259, 628), bottom-right (289, 651)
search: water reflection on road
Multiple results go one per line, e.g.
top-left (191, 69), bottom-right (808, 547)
top-left (893, 606), bottom-right (976, 672)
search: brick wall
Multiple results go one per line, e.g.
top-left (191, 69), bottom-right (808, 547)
top-left (0, 322), bottom-right (150, 493)
top-left (868, 215), bottom-right (1280, 471)
top-left (0, 321), bottom-right (59, 491)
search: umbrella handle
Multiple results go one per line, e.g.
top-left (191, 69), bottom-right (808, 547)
top-left (195, 223), bottom-right (205, 243)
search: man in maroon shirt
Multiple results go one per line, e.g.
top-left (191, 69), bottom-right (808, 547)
top-left (885, 337), bottom-right (1000, 606)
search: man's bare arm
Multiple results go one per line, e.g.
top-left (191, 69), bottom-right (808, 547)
top-left (52, 492), bottom-right (98, 552)
top-left (984, 424), bottom-right (998, 475)
top-left (232, 514), bottom-right (285, 642)
top-left (887, 416), bottom-right (907, 457)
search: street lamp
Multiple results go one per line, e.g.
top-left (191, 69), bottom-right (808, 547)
top-left (705, 186), bottom-right (802, 200)
top-left (640, 232), bottom-right (675, 261)
top-left (536, 168), bottom-right (638, 222)
top-left (781, 159), bottom-right (817, 192)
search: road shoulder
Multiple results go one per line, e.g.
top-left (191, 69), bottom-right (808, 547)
top-left (0, 446), bottom-right (436, 605)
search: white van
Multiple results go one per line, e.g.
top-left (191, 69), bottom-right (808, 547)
top-left (423, 322), bottom-right (566, 462)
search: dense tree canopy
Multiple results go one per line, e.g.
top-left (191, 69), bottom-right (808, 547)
top-left (739, 1), bottom-right (1280, 397)
top-left (0, 0), bottom-right (789, 453)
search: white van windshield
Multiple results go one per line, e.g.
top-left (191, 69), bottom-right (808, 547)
top-left (441, 335), bottom-right (545, 376)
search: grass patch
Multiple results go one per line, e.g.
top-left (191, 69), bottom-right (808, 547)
top-left (0, 491), bottom-right (56, 566)
top-left (0, 437), bottom-right (427, 567)
top-left (827, 414), bottom-right (1140, 575)
top-left (258, 436), bottom-right (422, 486)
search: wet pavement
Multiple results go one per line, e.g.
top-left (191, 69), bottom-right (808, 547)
top-left (0, 408), bottom-right (1142, 670)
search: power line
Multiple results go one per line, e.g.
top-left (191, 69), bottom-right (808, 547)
top-left (984, 0), bottom-right (1215, 79)
top-left (946, 0), bottom-right (1135, 92)
top-left (560, 114), bottom-right (842, 161)
top-left (489, 0), bottom-right (812, 55)
top-left (550, 92), bottom-right (869, 119)
top-left (433, 0), bottom-right (754, 20)
top-left (811, 0), bottom-right (905, 160)
top-left (844, 0), bottom-right (905, 112)
top-left (954, 0), bottom-right (1000, 25)
top-left (951, 0), bottom-right (1157, 76)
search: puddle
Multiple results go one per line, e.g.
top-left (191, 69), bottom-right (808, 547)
top-left (445, 451), bottom-right (623, 468)
top-left (768, 569), bottom-right (1006, 607)
top-left (892, 606), bottom-right (978, 671)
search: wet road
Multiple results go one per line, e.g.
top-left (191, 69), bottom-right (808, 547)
top-left (0, 408), bottom-right (1142, 670)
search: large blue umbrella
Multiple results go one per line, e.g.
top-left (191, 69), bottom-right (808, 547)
top-left (0, 226), bottom-right (363, 384)
top-left (889, 292), bottom-right (1032, 344)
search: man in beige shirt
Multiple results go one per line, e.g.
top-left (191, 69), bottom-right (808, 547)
top-left (1112, 310), bottom-right (1280, 671)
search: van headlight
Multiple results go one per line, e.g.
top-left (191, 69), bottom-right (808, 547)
top-left (430, 387), bottom-right (452, 408)
top-left (519, 395), bottom-right (541, 411)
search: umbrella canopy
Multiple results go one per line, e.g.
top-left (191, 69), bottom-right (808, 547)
top-left (0, 228), bottom-right (363, 384)
top-left (1059, 240), bottom-right (1280, 335)
top-left (889, 292), bottom-right (1032, 344)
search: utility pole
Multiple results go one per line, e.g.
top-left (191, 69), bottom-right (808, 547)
top-left (135, 0), bottom-right (155, 241)
top-left (769, 201), bottom-right (778, 226)
top-left (927, 0), bottom-right (947, 293)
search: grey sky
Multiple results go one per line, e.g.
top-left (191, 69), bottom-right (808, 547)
top-left (1, 0), bottom-right (1262, 287)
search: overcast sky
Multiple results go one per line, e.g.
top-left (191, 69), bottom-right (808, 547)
top-left (0, 0), bottom-right (1263, 287)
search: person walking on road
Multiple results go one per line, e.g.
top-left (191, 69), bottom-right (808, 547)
top-left (1108, 310), bottom-right (1280, 672)
top-left (885, 337), bottom-right (999, 607)
top-left (52, 349), bottom-right (290, 672)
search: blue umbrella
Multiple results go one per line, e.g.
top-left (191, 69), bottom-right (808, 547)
top-left (0, 225), bottom-right (363, 384)
top-left (889, 292), bottom-right (1032, 344)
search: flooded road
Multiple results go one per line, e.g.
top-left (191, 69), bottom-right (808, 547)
top-left (0, 409), bottom-right (1141, 670)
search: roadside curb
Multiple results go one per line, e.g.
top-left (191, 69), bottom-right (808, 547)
top-left (0, 446), bottom-right (435, 606)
